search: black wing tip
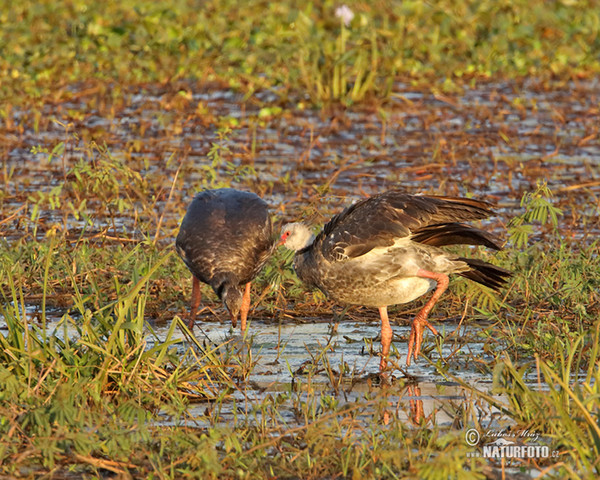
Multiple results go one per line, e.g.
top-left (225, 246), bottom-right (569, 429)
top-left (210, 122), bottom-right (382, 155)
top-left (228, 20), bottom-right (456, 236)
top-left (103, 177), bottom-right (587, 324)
top-left (459, 258), bottom-right (512, 291)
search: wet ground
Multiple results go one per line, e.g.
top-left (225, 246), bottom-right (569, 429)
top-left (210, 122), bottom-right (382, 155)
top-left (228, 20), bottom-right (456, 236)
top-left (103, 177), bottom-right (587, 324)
top-left (3, 78), bottom-right (600, 239)
top-left (148, 316), bottom-right (506, 428)
top-left (2, 79), bottom-right (599, 475)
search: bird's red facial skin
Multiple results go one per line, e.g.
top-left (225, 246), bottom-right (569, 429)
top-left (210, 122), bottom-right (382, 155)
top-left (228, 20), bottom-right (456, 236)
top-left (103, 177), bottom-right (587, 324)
top-left (279, 231), bottom-right (290, 245)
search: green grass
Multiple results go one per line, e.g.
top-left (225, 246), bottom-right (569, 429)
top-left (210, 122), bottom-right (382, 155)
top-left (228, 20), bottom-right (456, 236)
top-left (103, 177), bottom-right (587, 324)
top-left (2, 0), bottom-right (600, 110)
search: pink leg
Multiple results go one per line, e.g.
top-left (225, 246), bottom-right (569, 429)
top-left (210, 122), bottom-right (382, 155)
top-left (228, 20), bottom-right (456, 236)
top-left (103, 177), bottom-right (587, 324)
top-left (406, 269), bottom-right (448, 366)
top-left (188, 276), bottom-right (201, 330)
top-left (379, 306), bottom-right (393, 371)
top-left (239, 282), bottom-right (251, 333)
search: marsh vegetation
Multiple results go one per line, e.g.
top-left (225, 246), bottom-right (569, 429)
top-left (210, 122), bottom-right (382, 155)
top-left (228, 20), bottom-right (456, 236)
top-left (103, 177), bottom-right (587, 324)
top-left (1, 1), bottom-right (600, 478)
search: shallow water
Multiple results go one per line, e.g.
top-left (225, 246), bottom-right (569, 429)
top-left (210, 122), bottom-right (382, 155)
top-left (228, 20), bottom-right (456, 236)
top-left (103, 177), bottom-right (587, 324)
top-left (0, 304), bottom-right (507, 428)
top-left (146, 315), bottom-right (512, 429)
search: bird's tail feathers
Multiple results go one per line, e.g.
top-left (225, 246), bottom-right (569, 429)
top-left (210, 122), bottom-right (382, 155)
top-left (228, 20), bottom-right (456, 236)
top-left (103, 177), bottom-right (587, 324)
top-left (458, 258), bottom-right (511, 291)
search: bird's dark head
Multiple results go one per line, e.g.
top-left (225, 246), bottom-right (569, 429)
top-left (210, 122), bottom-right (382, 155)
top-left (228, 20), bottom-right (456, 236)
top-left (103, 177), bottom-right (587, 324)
top-left (220, 283), bottom-right (243, 327)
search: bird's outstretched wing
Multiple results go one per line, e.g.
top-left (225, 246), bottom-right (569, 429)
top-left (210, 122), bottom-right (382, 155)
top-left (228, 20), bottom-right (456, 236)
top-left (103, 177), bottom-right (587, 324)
top-left (315, 191), bottom-right (498, 262)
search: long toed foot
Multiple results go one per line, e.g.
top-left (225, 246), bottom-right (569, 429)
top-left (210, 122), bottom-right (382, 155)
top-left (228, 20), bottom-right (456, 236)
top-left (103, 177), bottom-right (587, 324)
top-left (405, 269), bottom-right (448, 366)
top-left (406, 315), bottom-right (439, 366)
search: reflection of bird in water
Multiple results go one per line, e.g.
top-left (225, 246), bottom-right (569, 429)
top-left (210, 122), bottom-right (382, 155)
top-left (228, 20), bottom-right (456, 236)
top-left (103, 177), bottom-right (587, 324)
top-left (176, 189), bottom-right (273, 332)
top-left (380, 383), bottom-right (426, 426)
top-left (407, 384), bottom-right (425, 425)
top-left (280, 190), bottom-right (511, 370)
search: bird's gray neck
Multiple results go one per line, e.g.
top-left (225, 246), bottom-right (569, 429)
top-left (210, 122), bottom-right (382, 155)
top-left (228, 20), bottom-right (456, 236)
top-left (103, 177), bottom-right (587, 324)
top-left (293, 249), bottom-right (320, 288)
